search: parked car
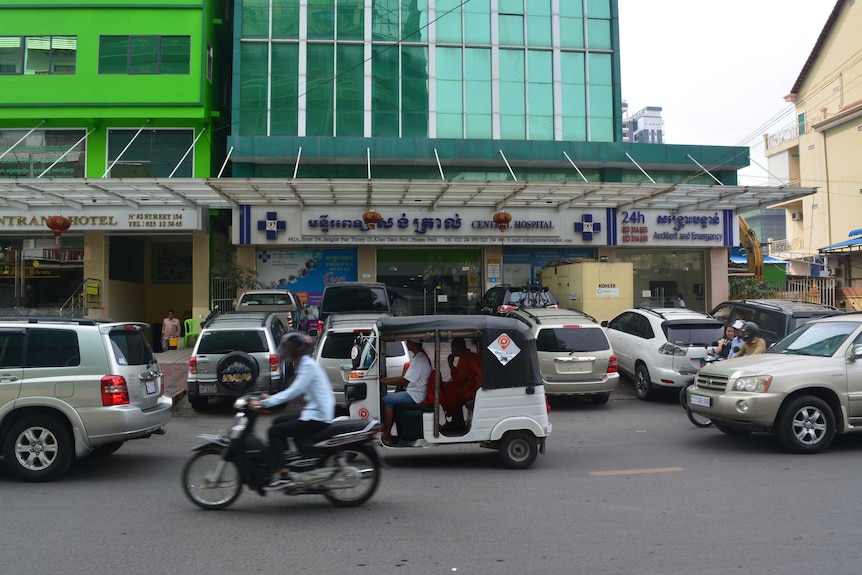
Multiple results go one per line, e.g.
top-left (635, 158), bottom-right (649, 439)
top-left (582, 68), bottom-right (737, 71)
top-left (475, 284), bottom-right (559, 315)
top-left (604, 308), bottom-right (725, 400)
top-left (0, 317), bottom-right (172, 481)
top-left (506, 308), bottom-right (618, 403)
top-left (186, 311), bottom-right (289, 411)
top-left (687, 313), bottom-right (862, 454)
top-left (317, 282), bottom-right (392, 334)
top-left (314, 312), bottom-right (409, 407)
top-left (234, 289), bottom-right (301, 331)
top-left (710, 299), bottom-right (842, 348)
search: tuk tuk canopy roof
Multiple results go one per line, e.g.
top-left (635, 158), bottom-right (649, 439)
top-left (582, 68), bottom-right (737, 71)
top-left (376, 315), bottom-right (542, 390)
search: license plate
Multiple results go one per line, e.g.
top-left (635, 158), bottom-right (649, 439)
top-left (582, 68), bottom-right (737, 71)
top-left (690, 394), bottom-right (711, 408)
top-left (145, 380), bottom-right (157, 395)
top-left (199, 383), bottom-right (218, 394)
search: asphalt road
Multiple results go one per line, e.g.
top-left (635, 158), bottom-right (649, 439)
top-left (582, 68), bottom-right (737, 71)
top-left (3, 385), bottom-right (862, 575)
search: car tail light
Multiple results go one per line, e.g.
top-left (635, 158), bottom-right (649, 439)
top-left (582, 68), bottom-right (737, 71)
top-left (101, 376), bottom-right (129, 406)
top-left (270, 353), bottom-right (279, 373)
top-left (189, 356), bottom-right (197, 375)
top-left (607, 355), bottom-right (618, 373)
top-left (547, 304), bottom-right (559, 309)
top-left (546, 397), bottom-right (551, 413)
top-left (317, 320), bottom-right (324, 334)
top-left (286, 316), bottom-right (293, 328)
top-left (402, 361), bottom-right (410, 376)
top-left (497, 305), bottom-right (518, 313)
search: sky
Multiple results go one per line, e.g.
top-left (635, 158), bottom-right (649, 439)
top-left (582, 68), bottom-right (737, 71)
top-left (617, 0), bottom-right (837, 185)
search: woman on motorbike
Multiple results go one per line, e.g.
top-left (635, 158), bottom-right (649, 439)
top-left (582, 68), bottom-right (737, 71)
top-left (250, 332), bottom-right (335, 487)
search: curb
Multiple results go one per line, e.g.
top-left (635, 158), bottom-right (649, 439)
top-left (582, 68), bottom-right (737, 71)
top-left (171, 389), bottom-right (187, 406)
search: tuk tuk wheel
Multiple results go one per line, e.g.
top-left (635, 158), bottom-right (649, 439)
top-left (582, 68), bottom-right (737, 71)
top-left (498, 431), bottom-right (538, 469)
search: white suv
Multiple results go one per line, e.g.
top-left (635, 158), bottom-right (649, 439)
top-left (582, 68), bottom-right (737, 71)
top-left (0, 318), bottom-right (172, 481)
top-left (314, 313), bottom-right (408, 407)
top-left (507, 308), bottom-right (619, 403)
top-left (604, 308), bottom-right (725, 400)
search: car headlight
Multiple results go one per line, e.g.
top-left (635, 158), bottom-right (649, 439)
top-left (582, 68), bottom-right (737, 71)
top-left (732, 375), bottom-right (772, 392)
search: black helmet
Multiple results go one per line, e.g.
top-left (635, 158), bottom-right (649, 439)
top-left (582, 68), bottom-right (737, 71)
top-left (740, 322), bottom-right (759, 342)
top-left (278, 332), bottom-right (313, 361)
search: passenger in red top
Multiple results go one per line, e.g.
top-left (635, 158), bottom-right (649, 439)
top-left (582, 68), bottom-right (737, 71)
top-left (439, 338), bottom-right (483, 431)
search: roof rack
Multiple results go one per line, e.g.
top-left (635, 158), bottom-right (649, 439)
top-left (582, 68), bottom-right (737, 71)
top-left (0, 317), bottom-right (104, 325)
top-left (509, 307), bottom-right (597, 325)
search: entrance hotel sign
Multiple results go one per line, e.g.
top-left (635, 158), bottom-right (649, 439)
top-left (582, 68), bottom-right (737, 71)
top-left (235, 206), bottom-right (737, 248)
top-left (0, 208), bottom-right (201, 231)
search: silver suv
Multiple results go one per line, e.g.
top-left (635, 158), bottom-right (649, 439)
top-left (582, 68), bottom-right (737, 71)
top-left (186, 311), bottom-right (289, 411)
top-left (314, 313), bottom-right (408, 407)
top-left (507, 308), bottom-right (618, 403)
top-left (0, 318), bottom-right (172, 482)
top-left (604, 308), bottom-right (725, 400)
top-left (687, 314), bottom-right (862, 454)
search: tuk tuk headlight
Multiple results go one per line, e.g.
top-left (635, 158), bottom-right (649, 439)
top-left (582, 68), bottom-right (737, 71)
top-left (732, 375), bottom-right (772, 392)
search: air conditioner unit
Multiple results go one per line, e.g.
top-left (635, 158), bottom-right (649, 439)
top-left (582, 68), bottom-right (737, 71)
top-left (791, 212), bottom-right (803, 221)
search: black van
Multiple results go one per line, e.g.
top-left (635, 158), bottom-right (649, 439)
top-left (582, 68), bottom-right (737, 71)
top-left (709, 299), bottom-right (842, 347)
top-left (318, 282), bottom-right (391, 333)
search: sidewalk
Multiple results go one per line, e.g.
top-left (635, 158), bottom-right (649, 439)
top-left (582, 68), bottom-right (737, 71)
top-left (157, 346), bottom-right (192, 405)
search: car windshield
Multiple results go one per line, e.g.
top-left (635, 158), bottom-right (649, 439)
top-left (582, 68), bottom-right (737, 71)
top-left (197, 330), bottom-right (267, 354)
top-left (240, 293), bottom-right (294, 306)
top-left (322, 287), bottom-right (389, 313)
top-left (321, 333), bottom-right (367, 359)
top-left (109, 328), bottom-right (155, 366)
top-left (771, 321), bottom-right (859, 357)
top-left (508, 288), bottom-right (556, 307)
top-left (536, 327), bottom-right (609, 352)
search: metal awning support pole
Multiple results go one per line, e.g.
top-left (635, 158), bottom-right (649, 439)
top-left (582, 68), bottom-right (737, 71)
top-left (562, 151), bottom-right (589, 182)
top-left (217, 146), bottom-right (234, 178)
top-left (292, 147), bottom-right (302, 178)
top-left (102, 120), bottom-right (149, 178)
top-left (367, 147), bottom-right (371, 179)
top-left (686, 154), bottom-right (724, 185)
top-left (625, 152), bottom-right (656, 184)
top-left (169, 126), bottom-right (207, 178)
top-left (0, 120), bottom-right (46, 161)
top-left (38, 128), bottom-right (95, 178)
top-left (434, 148), bottom-right (445, 180)
top-left (499, 149), bottom-right (517, 181)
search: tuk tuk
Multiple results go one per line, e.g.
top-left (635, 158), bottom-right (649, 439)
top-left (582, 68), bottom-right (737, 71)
top-left (343, 315), bottom-right (551, 469)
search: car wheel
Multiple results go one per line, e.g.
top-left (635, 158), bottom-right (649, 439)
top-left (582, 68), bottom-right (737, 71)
top-left (714, 422), bottom-right (751, 436)
top-left (497, 431), bottom-right (538, 469)
top-left (776, 395), bottom-right (835, 454)
top-left (591, 393), bottom-right (611, 405)
top-left (634, 364), bottom-right (652, 401)
top-left (92, 441), bottom-right (124, 456)
top-left (216, 351), bottom-right (260, 394)
top-left (189, 396), bottom-right (210, 412)
top-left (3, 414), bottom-right (73, 482)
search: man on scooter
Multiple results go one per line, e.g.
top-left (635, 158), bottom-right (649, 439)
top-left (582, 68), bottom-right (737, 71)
top-left (249, 332), bottom-right (335, 487)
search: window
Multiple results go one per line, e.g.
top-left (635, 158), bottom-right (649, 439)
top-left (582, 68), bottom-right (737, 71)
top-left (0, 331), bottom-right (24, 368)
top-left (26, 329), bottom-right (79, 368)
top-left (106, 129), bottom-right (194, 178)
top-left (109, 329), bottom-right (155, 366)
top-left (0, 36), bottom-right (77, 75)
top-left (99, 36), bottom-right (190, 75)
top-left (797, 112), bottom-right (806, 136)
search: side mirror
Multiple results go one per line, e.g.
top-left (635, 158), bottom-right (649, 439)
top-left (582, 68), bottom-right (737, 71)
top-left (850, 344), bottom-right (862, 361)
top-left (600, 320), bottom-right (609, 328)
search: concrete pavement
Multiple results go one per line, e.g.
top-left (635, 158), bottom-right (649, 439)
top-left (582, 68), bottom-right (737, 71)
top-left (157, 346), bottom-right (192, 405)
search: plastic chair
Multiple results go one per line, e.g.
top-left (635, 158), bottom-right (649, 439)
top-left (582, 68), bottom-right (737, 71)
top-left (184, 318), bottom-right (201, 347)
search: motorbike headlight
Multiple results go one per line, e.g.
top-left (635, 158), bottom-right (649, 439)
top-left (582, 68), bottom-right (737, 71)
top-left (732, 375), bottom-right (772, 392)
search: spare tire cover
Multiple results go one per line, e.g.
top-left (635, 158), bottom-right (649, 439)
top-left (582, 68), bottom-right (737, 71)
top-left (216, 351), bottom-right (260, 393)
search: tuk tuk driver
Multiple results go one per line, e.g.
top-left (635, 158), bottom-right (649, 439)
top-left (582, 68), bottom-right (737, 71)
top-left (439, 338), bottom-right (482, 431)
top-left (379, 338), bottom-right (432, 443)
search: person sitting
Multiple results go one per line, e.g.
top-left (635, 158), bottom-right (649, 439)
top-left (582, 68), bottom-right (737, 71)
top-left (716, 323), bottom-right (735, 359)
top-left (439, 338), bottom-right (482, 431)
top-left (379, 338), bottom-right (432, 444)
top-left (249, 333), bottom-right (335, 487)
top-left (727, 319), bottom-right (745, 359)
top-left (736, 322), bottom-right (767, 357)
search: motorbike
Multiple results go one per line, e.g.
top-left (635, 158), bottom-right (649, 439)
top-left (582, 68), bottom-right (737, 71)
top-left (679, 350), bottom-right (720, 428)
top-left (181, 395), bottom-right (383, 510)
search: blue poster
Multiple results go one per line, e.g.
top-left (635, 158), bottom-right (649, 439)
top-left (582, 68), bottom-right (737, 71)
top-left (256, 248), bottom-right (357, 307)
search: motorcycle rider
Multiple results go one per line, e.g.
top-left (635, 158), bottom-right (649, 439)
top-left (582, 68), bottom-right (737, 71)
top-left (249, 332), bottom-right (335, 486)
top-left (736, 321), bottom-right (767, 357)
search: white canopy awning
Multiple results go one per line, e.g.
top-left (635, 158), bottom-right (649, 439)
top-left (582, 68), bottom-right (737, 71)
top-left (0, 178), bottom-right (817, 213)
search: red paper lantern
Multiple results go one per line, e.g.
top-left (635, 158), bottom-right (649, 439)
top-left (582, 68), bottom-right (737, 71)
top-left (46, 215), bottom-right (71, 245)
top-left (492, 211), bottom-right (512, 233)
top-left (362, 210), bottom-right (383, 229)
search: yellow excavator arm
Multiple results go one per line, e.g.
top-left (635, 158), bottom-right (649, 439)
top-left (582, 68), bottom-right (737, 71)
top-left (738, 215), bottom-right (764, 282)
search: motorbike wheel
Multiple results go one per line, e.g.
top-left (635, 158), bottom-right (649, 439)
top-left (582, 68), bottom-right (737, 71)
top-left (181, 449), bottom-right (242, 510)
top-left (322, 446), bottom-right (381, 507)
top-left (680, 384), bottom-right (712, 428)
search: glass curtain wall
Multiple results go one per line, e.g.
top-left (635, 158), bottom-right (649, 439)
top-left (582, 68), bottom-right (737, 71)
top-left (614, 249), bottom-right (708, 311)
top-left (236, 0), bottom-right (615, 142)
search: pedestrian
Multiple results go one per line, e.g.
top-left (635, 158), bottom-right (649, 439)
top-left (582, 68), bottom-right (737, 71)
top-left (161, 308), bottom-right (181, 352)
top-left (676, 293), bottom-right (686, 308)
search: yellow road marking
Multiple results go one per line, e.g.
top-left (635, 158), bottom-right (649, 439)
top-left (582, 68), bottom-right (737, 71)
top-left (588, 466), bottom-right (684, 476)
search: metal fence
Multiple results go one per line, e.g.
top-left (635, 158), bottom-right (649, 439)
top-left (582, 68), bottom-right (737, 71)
top-left (730, 277), bottom-right (837, 307)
